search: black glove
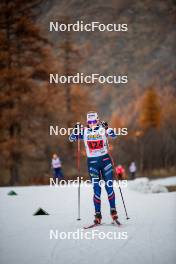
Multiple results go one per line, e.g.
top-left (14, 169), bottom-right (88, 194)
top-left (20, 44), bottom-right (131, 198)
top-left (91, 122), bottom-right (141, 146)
top-left (73, 122), bottom-right (83, 135)
top-left (101, 121), bottom-right (108, 130)
top-left (74, 122), bottom-right (82, 129)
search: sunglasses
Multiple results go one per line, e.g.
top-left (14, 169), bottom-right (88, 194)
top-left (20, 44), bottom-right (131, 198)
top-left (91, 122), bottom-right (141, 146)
top-left (87, 120), bottom-right (97, 125)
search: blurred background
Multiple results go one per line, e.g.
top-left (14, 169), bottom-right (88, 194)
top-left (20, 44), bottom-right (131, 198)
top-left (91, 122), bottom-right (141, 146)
top-left (0, 0), bottom-right (176, 185)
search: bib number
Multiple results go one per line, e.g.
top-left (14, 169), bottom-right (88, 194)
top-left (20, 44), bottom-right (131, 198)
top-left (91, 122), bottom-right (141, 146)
top-left (87, 140), bottom-right (103, 150)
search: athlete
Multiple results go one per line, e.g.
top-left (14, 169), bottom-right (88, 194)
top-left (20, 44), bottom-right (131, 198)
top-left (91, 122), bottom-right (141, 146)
top-left (69, 111), bottom-right (118, 224)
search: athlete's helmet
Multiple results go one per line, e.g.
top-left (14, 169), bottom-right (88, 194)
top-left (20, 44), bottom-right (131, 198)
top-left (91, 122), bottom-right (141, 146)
top-left (87, 111), bottom-right (99, 125)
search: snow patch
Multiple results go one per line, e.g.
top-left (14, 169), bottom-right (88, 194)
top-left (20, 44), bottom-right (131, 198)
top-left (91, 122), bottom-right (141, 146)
top-left (150, 176), bottom-right (176, 186)
top-left (129, 177), bottom-right (168, 193)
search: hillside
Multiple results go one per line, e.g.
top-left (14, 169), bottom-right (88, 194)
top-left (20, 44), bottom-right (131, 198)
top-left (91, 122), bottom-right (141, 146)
top-left (39, 0), bottom-right (176, 112)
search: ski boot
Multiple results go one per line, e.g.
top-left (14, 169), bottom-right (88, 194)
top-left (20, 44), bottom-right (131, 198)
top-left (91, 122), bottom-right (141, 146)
top-left (94, 212), bottom-right (102, 225)
top-left (111, 209), bottom-right (121, 225)
top-left (110, 209), bottom-right (118, 221)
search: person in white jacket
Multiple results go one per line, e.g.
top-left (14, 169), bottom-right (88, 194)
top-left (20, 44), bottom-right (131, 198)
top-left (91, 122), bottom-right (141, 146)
top-left (129, 161), bottom-right (136, 180)
top-left (51, 153), bottom-right (64, 179)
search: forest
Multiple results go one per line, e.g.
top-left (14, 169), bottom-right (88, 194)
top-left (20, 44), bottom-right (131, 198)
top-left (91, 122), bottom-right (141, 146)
top-left (0, 0), bottom-right (176, 185)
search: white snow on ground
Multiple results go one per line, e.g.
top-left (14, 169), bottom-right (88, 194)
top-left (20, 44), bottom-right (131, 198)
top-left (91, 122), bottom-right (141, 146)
top-left (128, 176), bottom-right (176, 193)
top-left (150, 176), bottom-right (176, 186)
top-left (0, 178), bottom-right (176, 264)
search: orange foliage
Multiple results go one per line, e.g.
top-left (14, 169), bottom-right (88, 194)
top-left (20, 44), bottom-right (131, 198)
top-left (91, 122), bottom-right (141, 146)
top-left (139, 87), bottom-right (161, 130)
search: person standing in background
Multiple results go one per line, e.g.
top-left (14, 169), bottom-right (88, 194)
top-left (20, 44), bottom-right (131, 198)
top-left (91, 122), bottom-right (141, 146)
top-left (51, 153), bottom-right (64, 180)
top-left (129, 161), bottom-right (136, 180)
top-left (115, 164), bottom-right (125, 180)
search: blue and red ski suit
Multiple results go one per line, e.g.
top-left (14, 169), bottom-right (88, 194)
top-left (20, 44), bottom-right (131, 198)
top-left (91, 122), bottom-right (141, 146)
top-left (69, 125), bottom-right (117, 214)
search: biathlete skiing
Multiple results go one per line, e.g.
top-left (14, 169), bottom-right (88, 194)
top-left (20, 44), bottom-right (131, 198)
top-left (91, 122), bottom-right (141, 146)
top-left (69, 111), bottom-right (121, 226)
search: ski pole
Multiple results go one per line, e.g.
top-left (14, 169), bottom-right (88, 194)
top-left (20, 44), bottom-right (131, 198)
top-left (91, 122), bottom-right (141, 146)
top-left (77, 129), bottom-right (81, 221)
top-left (99, 119), bottom-right (130, 220)
top-left (109, 152), bottom-right (130, 220)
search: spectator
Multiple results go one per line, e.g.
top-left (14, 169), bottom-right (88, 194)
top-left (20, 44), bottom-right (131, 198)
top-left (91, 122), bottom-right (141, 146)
top-left (129, 161), bottom-right (136, 180)
top-left (115, 164), bottom-right (125, 180)
top-left (51, 153), bottom-right (64, 180)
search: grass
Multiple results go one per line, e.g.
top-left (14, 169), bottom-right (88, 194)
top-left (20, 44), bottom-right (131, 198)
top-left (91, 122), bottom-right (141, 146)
top-left (166, 185), bottom-right (176, 192)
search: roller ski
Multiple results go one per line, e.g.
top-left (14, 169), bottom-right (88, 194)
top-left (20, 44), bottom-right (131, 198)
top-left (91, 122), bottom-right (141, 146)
top-left (84, 212), bottom-right (102, 229)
